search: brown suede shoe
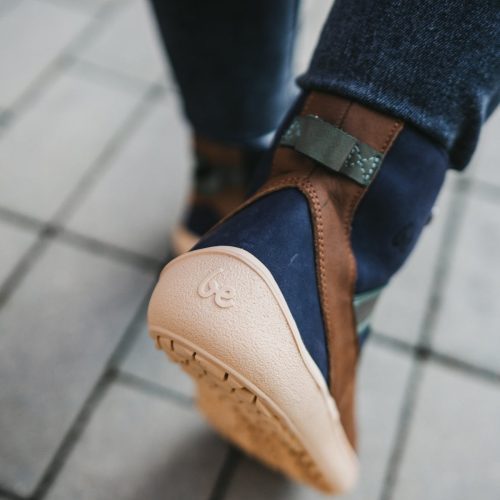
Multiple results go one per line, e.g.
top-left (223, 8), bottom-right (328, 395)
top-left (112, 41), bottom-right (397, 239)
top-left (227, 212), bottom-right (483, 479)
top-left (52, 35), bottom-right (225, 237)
top-left (171, 137), bottom-right (262, 255)
top-left (149, 92), bottom-right (403, 493)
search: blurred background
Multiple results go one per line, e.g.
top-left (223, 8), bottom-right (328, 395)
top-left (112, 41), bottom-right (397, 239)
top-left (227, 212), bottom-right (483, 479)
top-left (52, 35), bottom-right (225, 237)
top-left (0, 0), bottom-right (499, 499)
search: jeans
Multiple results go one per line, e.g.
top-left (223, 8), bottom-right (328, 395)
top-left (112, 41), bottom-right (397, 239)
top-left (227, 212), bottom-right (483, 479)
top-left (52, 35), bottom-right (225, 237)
top-left (150, 0), bottom-right (499, 169)
top-left (149, 0), bottom-right (300, 148)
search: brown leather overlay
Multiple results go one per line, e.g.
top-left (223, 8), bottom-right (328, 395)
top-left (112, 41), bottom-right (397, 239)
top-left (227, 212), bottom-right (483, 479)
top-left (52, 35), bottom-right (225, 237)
top-left (194, 135), bottom-right (244, 167)
top-left (213, 92), bottom-right (403, 449)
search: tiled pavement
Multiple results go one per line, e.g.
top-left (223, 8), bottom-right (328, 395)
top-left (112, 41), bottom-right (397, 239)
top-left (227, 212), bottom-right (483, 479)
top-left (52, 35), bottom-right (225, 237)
top-left (0, 1), bottom-right (499, 499)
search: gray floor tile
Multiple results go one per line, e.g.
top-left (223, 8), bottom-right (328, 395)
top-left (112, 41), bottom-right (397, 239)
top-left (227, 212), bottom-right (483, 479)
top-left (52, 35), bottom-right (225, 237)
top-left (372, 176), bottom-right (456, 344)
top-left (120, 322), bottom-right (194, 398)
top-left (470, 107), bottom-right (500, 188)
top-left (46, 382), bottom-right (227, 500)
top-left (431, 191), bottom-right (500, 372)
top-left (0, 0), bottom-right (88, 107)
top-left (392, 361), bottom-right (500, 500)
top-left (225, 343), bottom-right (413, 500)
top-left (350, 343), bottom-right (413, 500)
top-left (75, 0), bottom-right (170, 85)
top-left (0, 219), bottom-right (37, 286)
top-left (0, 63), bottom-right (145, 221)
top-left (64, 93), bottom-right (189, 260)
top-left (0, 240), bottom-right (153, 496)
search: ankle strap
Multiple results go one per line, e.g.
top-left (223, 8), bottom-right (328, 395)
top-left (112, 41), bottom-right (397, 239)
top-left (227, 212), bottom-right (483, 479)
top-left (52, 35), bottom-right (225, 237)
top-left (280, 115), bottom-right (383, 186)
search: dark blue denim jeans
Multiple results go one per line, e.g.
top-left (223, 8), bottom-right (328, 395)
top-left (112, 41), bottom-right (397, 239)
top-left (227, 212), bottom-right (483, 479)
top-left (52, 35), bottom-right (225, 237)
top-left (150, 0), bottom-right (499, 169)
top-left (149, 0), bottom-right (300, 148)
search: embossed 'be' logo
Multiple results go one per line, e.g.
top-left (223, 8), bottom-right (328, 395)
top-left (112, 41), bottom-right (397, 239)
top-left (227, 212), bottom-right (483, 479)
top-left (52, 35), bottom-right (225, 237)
top-left (197, 268), bottom-right (235, 309)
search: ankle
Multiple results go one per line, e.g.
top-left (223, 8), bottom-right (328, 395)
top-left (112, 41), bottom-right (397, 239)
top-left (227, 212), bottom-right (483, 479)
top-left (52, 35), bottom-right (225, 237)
top-left (352, 124), bottom-right (448, 292)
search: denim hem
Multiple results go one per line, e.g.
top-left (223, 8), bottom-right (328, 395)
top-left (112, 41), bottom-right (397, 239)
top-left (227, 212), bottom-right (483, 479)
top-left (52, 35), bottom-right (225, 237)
top-left (297, 75), bottom-right (453, 167)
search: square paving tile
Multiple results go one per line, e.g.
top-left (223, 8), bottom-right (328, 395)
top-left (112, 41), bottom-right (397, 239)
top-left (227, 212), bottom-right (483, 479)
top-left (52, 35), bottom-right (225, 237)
top-left (0, 240), bottom-right (153, 496)
top-left (0, 62), bottom-right (145, 221)
top-left (64, 93), bottom-right (190, 260)
top-left (46, 382), bottom-right (227, 500)
top-left (431, 190), bottom-right (500, 373)
top-left (0, 219), bottom-right (37, 287)
top-left (225, 342), bottom-right (413, 500)
top-left (392, 361), bottom-right (500, 500)
top-left (0, 0), bottom-right (89, 107)
top-left (120, 321), bottom-right (194, 398)
top-left (75, 0), bottom-right (170, 85)
top-left (372, 175), bottom-right (456, 345)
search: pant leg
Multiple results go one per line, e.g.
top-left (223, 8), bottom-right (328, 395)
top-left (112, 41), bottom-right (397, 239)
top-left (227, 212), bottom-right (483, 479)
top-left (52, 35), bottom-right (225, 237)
top-left (149, 0), bottom-right (300, 148)
top-left (298, 0), bottom-right (500, 169)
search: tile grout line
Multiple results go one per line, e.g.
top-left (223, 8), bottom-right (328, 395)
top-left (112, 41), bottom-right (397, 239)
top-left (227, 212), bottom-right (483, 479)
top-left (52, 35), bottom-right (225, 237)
top-left (0, 216), bottom-right (160, 315)
top-left (427, 348), bottom-right (500, 386)
top-left (372, 331), bottom-right (500, 386)
top-left (418, 176), bottom-right (472, 348)
top-left (31, 370), bottom-right (118, 500)
top-left (0, 204), bottom-right (165, 272)
top-left (63, 53), bottom-right (174, 95)
top-left (50, 82), bottom-right (165, 226)
top-left (372, 332), bottom-right (500, 385)
top-left (0, 229), bottom-right (54, 311)
top-left (31, 285), bottom-right (159, 500)
top-left (57, 227), bottom-right (164, 271)
top-left (0, 205), bottom-right (45, 232)
top-left (0, 484), bottom-right (24, 500)
top-left (115, 370), bottom-right (194, 408)
top-left (207, 447), bottom-right (241, 500)
top-left (0, 82), bottom-right (166, 314)
top-left (378, 175), bottom-right (472, 500)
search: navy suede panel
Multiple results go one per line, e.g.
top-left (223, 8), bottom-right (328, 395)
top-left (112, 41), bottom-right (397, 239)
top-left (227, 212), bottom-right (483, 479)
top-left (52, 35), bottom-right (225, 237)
top-left (352, 125), bottom-right (448, 292)
top-left (194, 189), bottom-right (330, 381)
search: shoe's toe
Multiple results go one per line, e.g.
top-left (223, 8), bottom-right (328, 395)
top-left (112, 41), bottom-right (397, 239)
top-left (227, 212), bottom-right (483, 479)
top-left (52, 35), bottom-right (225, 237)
top-left (148, 245), bottom-right (358, 494)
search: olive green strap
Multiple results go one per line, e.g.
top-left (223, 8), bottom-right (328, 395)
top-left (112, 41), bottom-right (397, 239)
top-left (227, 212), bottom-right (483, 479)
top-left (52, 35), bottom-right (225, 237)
top-left (280, 115), bottom-right (384, 186)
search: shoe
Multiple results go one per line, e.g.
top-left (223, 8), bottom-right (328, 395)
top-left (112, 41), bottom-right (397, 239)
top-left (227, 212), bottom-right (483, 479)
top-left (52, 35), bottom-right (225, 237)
top-left (149, 92), bottom-right (447, 493)
top-left (170, 136), bottom-right (265, 255)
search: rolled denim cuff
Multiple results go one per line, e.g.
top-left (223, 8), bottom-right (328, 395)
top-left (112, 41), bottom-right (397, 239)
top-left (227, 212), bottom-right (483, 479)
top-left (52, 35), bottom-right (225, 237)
top-left (298, 0), bottom-right (500, 170)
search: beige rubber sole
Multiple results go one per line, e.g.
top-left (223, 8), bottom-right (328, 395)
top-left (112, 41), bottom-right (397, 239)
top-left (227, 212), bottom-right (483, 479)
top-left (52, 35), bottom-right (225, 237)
top-left (148, 246), bottom-right (358, 494)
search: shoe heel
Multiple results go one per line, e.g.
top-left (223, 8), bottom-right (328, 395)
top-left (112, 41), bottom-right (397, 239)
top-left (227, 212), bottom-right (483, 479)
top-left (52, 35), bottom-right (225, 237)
top-left (148, 246), bottom-right (358, 494)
